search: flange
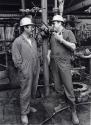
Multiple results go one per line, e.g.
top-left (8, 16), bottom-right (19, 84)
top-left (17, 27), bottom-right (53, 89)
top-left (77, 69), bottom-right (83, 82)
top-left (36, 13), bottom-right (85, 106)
top-left (73, 82), bottom-right (89, 102)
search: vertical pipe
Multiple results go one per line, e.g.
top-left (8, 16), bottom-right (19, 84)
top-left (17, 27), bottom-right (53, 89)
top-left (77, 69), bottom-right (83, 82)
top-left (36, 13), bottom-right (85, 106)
top-left (41, 0), bottom-right (49, 96)
top-left (58, 0), bottom-right (64, 15)
top-left (41, 0), bottom-right (47, 25)
top-left (4, 25), bottom-right (8, 68)
top-left (21, 0), bottom-right (25, 9)
top-left (89, 59), bottom-right (91, 84)
top-left (55, 0), bottom-right (57, 8)
top-left (21, 0), bottom-right (25, 16)
top-left (53, 0), bottom-right (58, 15)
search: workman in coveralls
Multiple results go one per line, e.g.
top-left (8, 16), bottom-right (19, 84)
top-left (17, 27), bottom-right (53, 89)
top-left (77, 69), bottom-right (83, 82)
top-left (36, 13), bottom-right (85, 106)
top-left (12, 17), bottom-right (40, 125)
top-left (49, 15), bottom-right (79, 125)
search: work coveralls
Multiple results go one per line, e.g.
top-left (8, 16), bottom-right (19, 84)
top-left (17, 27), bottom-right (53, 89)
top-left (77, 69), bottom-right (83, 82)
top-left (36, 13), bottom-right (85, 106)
top-left (50, 28), bottom-right (76, 106)
top-left (12, 35), bottom-right (40, 115)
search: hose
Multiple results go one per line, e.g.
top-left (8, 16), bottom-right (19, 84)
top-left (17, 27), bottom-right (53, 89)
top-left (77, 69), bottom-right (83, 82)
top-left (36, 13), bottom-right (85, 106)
top-left (40, 101), bottom-right (91, 125)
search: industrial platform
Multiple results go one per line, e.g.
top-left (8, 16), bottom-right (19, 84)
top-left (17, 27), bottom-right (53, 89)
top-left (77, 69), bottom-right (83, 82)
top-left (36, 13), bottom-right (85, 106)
top-left (0, 78), bottom-right (91, 125)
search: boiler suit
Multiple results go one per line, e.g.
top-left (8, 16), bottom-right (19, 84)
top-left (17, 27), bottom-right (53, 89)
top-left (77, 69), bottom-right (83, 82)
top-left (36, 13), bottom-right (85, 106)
top-left (12, 35), bottom-right (40, 115)
top-left (50, 28), bottom-right (76, 105)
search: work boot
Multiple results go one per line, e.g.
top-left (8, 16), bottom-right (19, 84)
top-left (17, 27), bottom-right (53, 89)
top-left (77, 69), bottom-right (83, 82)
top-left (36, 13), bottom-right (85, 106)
top-left (30, 107), bottom-right (37, 113)
top-left (54, 104), bottom-right (62, 112)
top-left (21, 114), bottom-right (28, 125)
top-left (72, 110), bottom-right (79, 125)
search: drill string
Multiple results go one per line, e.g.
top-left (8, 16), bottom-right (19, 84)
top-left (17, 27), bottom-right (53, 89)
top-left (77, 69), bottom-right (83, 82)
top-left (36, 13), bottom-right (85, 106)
top-left (40, 101), bottom-right (91, 125)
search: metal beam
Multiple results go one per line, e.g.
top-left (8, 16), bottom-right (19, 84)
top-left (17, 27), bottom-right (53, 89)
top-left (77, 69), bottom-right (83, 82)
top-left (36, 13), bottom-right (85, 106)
top-left (64, 0), bottom-right (91, 14)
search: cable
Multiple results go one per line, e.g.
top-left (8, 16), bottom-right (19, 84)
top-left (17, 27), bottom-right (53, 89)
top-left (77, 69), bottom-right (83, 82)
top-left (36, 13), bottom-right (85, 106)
top-left (40, 101), bottom-right (91, 125)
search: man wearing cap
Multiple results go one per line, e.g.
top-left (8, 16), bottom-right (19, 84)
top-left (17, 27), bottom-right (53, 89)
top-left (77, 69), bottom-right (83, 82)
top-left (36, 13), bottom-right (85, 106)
top-left (49, 15), bottom-right (79, 124)
top-left (12, 16), bottom-right (40, 125)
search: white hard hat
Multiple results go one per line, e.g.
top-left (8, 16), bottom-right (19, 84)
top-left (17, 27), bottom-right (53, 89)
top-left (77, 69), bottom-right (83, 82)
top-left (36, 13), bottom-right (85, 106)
top-left (52, 15), bottom-right (64, 22)
top-left (20, 17), bottom-right (33, 26)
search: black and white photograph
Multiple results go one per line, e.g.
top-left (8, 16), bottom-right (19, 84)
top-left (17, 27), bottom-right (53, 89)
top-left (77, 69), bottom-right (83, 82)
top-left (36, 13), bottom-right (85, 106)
top-left (0, 0), bottom-right (91, 125)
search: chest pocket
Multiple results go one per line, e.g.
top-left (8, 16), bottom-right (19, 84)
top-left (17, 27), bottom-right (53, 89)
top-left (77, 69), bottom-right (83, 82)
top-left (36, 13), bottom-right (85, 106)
top-left (62, 31), bottom-right (69, 42)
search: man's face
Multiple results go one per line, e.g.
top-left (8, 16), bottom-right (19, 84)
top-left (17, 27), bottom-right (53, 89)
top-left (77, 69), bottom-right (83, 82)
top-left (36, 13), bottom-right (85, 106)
top-left (25, 25), bottom-right (35, 35)
top-left (52, 21), bottom-right (62, 32)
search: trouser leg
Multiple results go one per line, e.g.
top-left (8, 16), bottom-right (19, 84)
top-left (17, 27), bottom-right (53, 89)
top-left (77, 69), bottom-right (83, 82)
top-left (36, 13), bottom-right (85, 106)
top-left (51, 60), bottom-right (79, 124)
top-left (50, 59), bottom-right (62, 93)
top-left (20, 74), bottom-right (33, 115)
top-left (58, 63), bottom-right (79, 124)
top-left (58, 63), bottom-right (75, 104)
top-left (32, 61), bottom-right (40, 98)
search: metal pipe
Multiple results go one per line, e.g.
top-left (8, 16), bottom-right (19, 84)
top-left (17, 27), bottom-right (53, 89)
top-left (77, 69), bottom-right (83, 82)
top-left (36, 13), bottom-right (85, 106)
top-left (55, 0), bottom-right (57, 8)
top-left (21, 0), bottom-right (25, 9)
top-left (58, 0), bottom-right (64, 15)
top-left (41, 0), bottom-right (49, 96)
top-left (41, 0), bottom-right (47, 25)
